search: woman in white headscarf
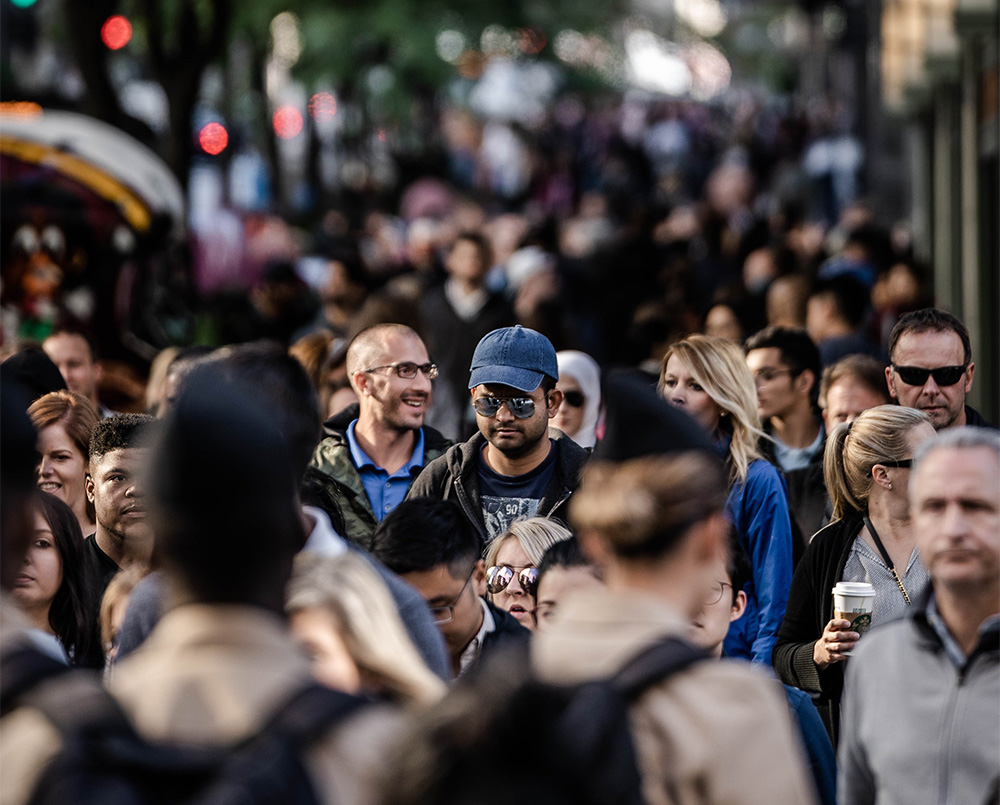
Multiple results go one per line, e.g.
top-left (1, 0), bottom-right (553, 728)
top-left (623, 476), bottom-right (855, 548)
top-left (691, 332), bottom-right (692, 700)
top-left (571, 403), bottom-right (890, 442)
top-left (553, 350), bottom-right (602, 449)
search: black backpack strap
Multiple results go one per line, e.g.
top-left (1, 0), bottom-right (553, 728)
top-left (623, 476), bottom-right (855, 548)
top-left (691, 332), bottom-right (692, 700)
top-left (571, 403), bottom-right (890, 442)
top-left (260, 682), bottom-right (370, 746)
top-left (1, 644), bottom-right (71, 716)
top-left (612, 637), bottom-right (709, 700)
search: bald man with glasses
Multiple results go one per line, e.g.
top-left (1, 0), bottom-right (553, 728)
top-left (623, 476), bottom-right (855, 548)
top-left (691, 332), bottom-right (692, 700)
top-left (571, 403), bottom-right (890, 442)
top-left (310, 323), bottom-right (453, 548)
top-left (886, 308), bottom-right (996, 432)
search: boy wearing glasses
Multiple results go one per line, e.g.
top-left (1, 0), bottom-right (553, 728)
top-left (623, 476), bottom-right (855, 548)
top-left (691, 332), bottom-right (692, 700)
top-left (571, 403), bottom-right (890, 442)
top-left (886, 308), bottom-right (994, 432)
top-left (371, 498), bottom-right (528, 678)
top-left (408, 326), bottom-right (589, 545)
top-left (310, 324), bottom-right (452, 548)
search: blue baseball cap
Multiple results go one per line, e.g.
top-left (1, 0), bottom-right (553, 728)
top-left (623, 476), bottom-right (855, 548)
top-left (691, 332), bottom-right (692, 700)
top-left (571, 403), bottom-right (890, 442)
top-left (468, 326), bottom-right (558, 392)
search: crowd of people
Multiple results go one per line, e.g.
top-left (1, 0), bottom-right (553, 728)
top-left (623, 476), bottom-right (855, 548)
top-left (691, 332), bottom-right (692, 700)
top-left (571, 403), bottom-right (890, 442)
top-left (1, 285), bottom-right (997, 802)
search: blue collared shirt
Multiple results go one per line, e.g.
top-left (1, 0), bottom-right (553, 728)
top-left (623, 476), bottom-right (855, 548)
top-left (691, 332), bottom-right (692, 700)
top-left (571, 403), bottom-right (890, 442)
top-left (346, 420), bottom-right (426, 522)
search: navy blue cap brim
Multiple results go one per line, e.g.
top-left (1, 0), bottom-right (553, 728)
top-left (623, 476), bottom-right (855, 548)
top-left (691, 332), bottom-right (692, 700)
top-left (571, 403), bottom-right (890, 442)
top-left (468, 365), bottom-right (545, 392)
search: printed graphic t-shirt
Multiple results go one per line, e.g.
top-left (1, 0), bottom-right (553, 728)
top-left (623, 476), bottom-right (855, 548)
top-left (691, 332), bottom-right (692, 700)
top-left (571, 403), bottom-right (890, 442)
top-left (478, 440), bottom-right (557, 542)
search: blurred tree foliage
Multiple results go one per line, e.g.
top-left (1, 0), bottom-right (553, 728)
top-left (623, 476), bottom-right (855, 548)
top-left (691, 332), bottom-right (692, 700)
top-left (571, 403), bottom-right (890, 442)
top-left (51, 0), bottom-right (627, 187)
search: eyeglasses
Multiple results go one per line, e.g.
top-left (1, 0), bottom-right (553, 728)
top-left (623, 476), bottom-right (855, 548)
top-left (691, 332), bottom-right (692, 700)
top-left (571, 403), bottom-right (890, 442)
top-left (892, 364), bottom-right (967, 387)
top-left (752, 368), bottom-right (795, 385)
top-left (473, 396), bottom-right (537, 419)
top-left (363, 362), bottom-right (438, 380)
top-left (562, 390), bottom-right (585, 408)
top-left (486, 565), bottom-right (539, 597)
top-left (703, 581), bottom-right (733, 607)
top-left (428, 570), bottom-right (474, 624)
top-left (877, 458), bottom-right (913, 469)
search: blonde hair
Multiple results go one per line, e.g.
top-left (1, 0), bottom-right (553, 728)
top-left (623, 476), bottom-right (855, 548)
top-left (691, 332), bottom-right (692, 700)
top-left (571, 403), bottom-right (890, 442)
top-left (658, 335), bottom-right (764, 483)
top-left (286, 551), bottom-right (445, 706)
top-left (485, 517), bottom-right (572, 568)
top-left (824, 404), bottom-right (930, 520)
top-left (99, 564), bottom-right (148, 654)
top-left (570, 453), bottom-right (728, 561)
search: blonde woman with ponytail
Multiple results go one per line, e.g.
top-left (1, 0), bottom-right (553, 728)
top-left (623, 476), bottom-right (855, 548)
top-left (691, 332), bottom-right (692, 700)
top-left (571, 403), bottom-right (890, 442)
top-left (773, 404), bottom-right (935, 743)
top-left (658, 335), bottom-right (794, 666)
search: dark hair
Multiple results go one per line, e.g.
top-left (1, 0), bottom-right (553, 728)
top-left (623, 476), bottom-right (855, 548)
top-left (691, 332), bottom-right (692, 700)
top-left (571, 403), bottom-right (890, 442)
top-left (150, 370), bottom-right (303, 611)
top-left (536, 536), bottom-right (592, 591)
top-left (888, 308), bottom-right (972, 366)
top-left (37, 492), bottom-right (102, 668)
top-left (371, 498), bottom-right (481, 579)
top-left (540, 375), bottom-right (557, 395)
top-left (809, 275), bottom-right (870, 330)
top-left (199, 342), bottom-right (320, 481)
top-left (89, 413), bottom-right (156, 462)
top-left (744, 325), bottom-right (821, 403)
top-left (723, 526), bottom-right (751, 604)
top-left (819, 354), bottom-right (891, 408)
top-left (300, 466), bottom-right (348, 540)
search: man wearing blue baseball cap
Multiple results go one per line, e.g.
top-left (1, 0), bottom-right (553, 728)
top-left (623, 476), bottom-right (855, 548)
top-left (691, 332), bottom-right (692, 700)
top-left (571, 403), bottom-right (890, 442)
top-left (408, 325), bottom-right (589, 544)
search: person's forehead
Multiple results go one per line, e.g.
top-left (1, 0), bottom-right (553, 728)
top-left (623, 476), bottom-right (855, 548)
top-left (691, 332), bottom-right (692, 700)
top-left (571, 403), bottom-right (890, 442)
top-left (44, 333), bottom-right (93, 362)
top-left (745, 347), bottom-right (785, 368)
top-left (495, 536), bottom-right (531, 567)
top-left (402, 564), bottom-right (468, 601)
top-left (536, 565), bottom-right (600, 602)
top-left (827, 377), bottom-right (885, 406)
top-left (475, 383), bottom-right (542, 398)
top-left (895, 329), bottom-right (964, 364)
top-left (92, 447), bottom-right (146, 472)
top-left (381, 331), bottom-right (428, 362)
top-left (913, 447), bottom-right (1000, 499)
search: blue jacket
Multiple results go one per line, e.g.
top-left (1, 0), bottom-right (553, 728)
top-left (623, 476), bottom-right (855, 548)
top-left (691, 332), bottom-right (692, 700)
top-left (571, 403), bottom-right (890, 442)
top-left (722, 458), bottom-right (795, 667)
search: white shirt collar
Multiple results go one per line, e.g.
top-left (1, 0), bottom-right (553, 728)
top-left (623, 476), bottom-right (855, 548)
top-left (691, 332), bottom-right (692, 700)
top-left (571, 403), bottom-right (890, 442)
top-left (458, 598), bottom-right (496, 676)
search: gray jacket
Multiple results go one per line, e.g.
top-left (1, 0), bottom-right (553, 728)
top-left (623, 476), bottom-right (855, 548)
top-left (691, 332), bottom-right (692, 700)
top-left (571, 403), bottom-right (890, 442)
top-left (407, 428), bottom-right (589, 544)
top-left (838, 589), bottom-right (1000, 805)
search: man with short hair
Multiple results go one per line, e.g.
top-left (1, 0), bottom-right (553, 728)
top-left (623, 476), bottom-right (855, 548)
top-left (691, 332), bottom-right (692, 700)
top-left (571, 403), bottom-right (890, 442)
top-left (42, 328), bottom-right (108, 417)
top-left (370, 498), bottom-right (528, 677)
top-left (838, 428), bottom-right (1000, 805)
top-left (408, 325), bottom-right (589, 545)
top-left (82, 414), bottom-right (155, 617)
top-left (886, 307), bottom-right (994, 430)
top-left (310, 324), bottom-right (451, 548)
top-left (745, 326), bottom-right (828, 541)
top-left (805, 276), bottom-right (880, 366)
top-left (819, 354), bottom-right (892, 428)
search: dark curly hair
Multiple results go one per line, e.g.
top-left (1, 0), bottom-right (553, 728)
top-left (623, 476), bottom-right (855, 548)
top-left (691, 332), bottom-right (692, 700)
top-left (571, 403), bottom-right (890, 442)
top-left (89, 413), bottom-right (156, 462)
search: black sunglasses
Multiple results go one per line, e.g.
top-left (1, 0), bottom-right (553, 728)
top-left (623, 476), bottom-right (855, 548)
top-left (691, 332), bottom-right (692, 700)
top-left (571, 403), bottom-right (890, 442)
top-left (562, 390), bottom-right (585, 408)
top-left (486, 565), bottom-right (539, 597)
top-left (473, 396), bottom-right (536, 419)
top-left (892, 364), bottom-right (967, 387)
top-left (877, 458), bottom-right (913, 468)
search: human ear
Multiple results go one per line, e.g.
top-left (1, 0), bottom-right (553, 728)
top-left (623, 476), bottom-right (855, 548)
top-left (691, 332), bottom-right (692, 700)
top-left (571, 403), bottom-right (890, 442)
top-left (884, 366), bottom-right (898, 400)
top-left (472, 559), bottom-right (487, 597)
top-left (730, 589), bottom-right (748, 623)
top-left (546, 388), bottom-right (563, 419)
top-left (85, 474), bottom-right (96, 504)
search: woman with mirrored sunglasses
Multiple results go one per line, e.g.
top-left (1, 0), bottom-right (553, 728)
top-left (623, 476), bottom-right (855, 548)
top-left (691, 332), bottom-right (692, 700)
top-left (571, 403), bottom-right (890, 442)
top-left (552, 350), bottom-right (603, 449)
top-left (483, 517), bottom-right (572, 631)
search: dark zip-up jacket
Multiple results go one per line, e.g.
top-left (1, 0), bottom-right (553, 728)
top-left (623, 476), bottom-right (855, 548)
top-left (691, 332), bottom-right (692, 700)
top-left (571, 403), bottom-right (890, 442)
top-left (309, 404), bottom-right (452, 549)
top-left (406, 428), bottom-right (589, 545)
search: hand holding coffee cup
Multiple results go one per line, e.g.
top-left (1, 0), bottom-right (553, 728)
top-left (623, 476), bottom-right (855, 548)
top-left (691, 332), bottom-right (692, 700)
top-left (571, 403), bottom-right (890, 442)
top-left (813, 618), bottom-right (861, 669)
top-left (813, 582), bottom-right (876, 669)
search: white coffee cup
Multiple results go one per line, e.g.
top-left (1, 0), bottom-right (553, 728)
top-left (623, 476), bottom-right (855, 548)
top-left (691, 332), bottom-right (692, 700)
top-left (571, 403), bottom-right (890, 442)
top-left (832, 581), bottom-right (875, 636)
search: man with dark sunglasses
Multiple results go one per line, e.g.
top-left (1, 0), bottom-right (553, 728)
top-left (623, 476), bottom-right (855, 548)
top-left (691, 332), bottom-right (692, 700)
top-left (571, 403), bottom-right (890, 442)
top-left (408, 326), bottom-right (589, 545)
top-left (885, 308), bottom-right (995, 432)
top-left (310, 324), bottom-right (452, 548)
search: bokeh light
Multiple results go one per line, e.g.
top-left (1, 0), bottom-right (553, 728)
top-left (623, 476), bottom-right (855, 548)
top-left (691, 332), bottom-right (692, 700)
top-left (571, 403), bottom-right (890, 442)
top-left (101, 15), bottom-right (133, 51)
top-left (308, 92), bottom-right (337, 122)
top-left (273, 106), bottom-right (304, 139)
top-left (198, 122), bottom-right (229, 155)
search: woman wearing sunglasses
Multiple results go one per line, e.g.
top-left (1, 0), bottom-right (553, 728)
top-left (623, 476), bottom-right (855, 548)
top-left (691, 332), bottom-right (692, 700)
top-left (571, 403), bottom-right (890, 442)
top-left (483, 517), bottom-right (572, 631)
top-left (773, 405), bottom-right (934, 743)
top-left (659, 335), bottom-right (794, 667)
top-left (552, 350), bottom-right (602, 449)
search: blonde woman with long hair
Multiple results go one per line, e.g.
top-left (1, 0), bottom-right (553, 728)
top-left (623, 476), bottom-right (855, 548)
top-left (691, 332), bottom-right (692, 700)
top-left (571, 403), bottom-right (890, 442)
top-left (483, 517), bottom-right (571, 631)
top-left (287, 551), bottom-right (446, 706)
top-left (658, 334), bottom-right (794, 665)
top-left (773, 405), bottom-right (934, 742)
